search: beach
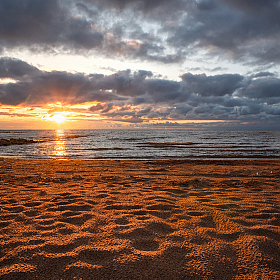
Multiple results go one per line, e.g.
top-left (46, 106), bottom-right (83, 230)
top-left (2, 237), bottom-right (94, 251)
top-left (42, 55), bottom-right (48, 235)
top-left (0, 158), bottom-right (280, 279)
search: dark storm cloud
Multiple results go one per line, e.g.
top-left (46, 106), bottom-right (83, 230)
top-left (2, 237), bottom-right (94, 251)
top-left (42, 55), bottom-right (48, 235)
top-left (0, 0), bottom-right (182, 63)
top-left (98, 0), bottom-right (280, 63)
top-left (166, 0), bottom-right (280, 63)
top-left (0, 0), bottom-right (103, 51)
top-left (1, 0), bottom-right (280, 64)
top-left (0, 58), bottom-right (279, 126)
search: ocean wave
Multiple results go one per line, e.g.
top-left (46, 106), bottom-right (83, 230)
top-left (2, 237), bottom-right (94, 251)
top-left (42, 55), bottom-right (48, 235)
top-left (86, 147), bottom-right (126, 151)
top-left (142, 142), bottom-right (195, 148)
top-left (66, 135), bottom-right (87, 139)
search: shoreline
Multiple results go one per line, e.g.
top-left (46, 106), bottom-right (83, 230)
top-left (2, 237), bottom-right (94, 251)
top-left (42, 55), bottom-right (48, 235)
top-left (1, 159), bottom-right (280, 279)
top-left (1, 156), bottom-right (280, 160)
top-left (1, 158), bottom-right (280, 163)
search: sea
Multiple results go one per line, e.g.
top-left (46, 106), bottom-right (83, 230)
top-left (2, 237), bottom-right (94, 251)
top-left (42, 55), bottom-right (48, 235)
top-left (0, 129), bottom-right (280, 160)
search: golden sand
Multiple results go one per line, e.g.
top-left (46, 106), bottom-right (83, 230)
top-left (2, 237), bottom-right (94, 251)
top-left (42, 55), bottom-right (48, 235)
top-left (0, 159), bottom-right (280, 279)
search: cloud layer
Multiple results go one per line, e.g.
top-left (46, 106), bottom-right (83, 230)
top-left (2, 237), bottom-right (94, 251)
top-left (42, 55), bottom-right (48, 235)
top-left (1, 57), bottom-right (279, 127)
top-left (1, 0), bottom-right (280, 64)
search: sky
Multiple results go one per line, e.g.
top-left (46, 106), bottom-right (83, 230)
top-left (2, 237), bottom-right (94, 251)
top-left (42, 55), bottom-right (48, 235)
top-left (0, 0), bottom-right (280, 130)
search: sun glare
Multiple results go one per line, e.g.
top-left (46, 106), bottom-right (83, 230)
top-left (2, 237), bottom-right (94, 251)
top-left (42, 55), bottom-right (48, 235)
top-left (46, 113), bottom-right (66, 123)
top-left (53, 114), bottom-right (66, 123)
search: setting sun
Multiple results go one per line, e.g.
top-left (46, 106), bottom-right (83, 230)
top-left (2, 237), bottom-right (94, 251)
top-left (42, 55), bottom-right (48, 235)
top-left (52, 114), bottom-right (66, 123)
top-left (45, 113), bottom-right (66, 123)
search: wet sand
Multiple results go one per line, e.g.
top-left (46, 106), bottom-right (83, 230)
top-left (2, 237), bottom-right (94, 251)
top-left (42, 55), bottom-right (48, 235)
top-left (0, 159), bottom-right (280, 279)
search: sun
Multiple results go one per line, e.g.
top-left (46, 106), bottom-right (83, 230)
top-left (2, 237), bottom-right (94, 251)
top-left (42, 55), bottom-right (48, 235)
top-left (52, 113), bottom-right (66, 123)
top-left (47, 113), bottom-right (66, 123)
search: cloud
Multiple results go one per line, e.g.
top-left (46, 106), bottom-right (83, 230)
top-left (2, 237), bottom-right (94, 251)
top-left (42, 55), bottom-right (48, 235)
top-left (0, 57), bottom-right (39, 78)
top-left (87, 0), bottom-right (183, 13)
top-left (237, 77), bottom-right (280, 101)
top-left (180, 73), bottom-right (244, 96)
top-left (0, 0), bottom-right (103, 51)
top-left (0, 0), bottom-right (183, 63)
top-left (0, 58), bottom-right (279, 127)
top-left (218, 0), bottom-right (280, 13)
top-left (252, 72), bottom-right (276, 78)
top-left (168, 0), bottom-right (280, 63)
top-left (97, 0), bottom-right (280, 64)
top-left (1, 0), bottom-right (279, 65)
top-left (0, 58), bottom-right (128, 105)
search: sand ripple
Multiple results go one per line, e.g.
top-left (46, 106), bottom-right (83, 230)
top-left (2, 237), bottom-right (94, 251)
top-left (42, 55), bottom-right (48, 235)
top-left (0, 159), bottom-right (280, 279)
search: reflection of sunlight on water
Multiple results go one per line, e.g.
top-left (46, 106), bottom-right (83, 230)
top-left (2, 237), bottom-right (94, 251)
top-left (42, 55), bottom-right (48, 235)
top-left (53, 130), bottom-right (67, 157)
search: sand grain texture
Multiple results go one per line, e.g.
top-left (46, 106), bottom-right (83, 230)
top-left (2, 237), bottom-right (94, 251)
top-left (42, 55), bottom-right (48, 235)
top-left (0, 159), bottom-right (280, 279)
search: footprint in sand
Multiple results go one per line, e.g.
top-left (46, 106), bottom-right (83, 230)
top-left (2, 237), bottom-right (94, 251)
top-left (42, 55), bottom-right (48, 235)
top-left (50, 203), bottom-right (93, 212)
top-left (23, 209), bottom-right (40, 217)
top-left (132, 239), bottom-right (159, 251)
top-left (37, 219), bottom-right (55, 225)
top-left (35, 221), bottom-right (66, 231)
top-left (163, 187), bottom-right (188, 196)
top-left (197, 198), bottom-right (213, 203)
top-left (95, 193), bottom-right (109, 199)
top-left (247, 227), bottom-right (280, 242)
top-left (146, 203), bottom-right (178, 211)
top-left (23, 201), bottom-right (42, 207)
top-left (145, 221), bottom-right (175, 235)
top-left (122, 227), bottom-right (159, 252)
top-left (198, 216), bottom-right (216, 228)
top-left (59, 213), bottom-right (93, 226)
top-left (147, 210), bottom-right (173, 219)
top-left (189, 235), bottom-right (210, 245)
top-left (0, 221), bottom-right (10, 228)
top-left (119, 221), bottom-right (175, 252)
top-left (42, 242), bottom-right (78, 254)
top-left (34, 254), bottom-right (75, 278)
top-left (207, 231), bottom-right (241, 241)
top-left (230, 218), bottom-right (257, 227)
top-left (257, 238), bottom-right (280, 259)
top-left (211, 203), bottom-right (239, 210)
top-left (58, 227), bottom-right (75, 235)
top-left (132, 210), bottom-right (150, 220)
top-left (78, 248), bottom-right (115, 265)
top-left (4, 205), bottom-right (24, 213)
top-left (245, 213), bottom-right (274, 219)
top-left (114, 217), bottom-right (130, 225)
top-left (104, 204), bottom-right (143, 210)
top-left (185, 211), bottom-right (204, 217)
